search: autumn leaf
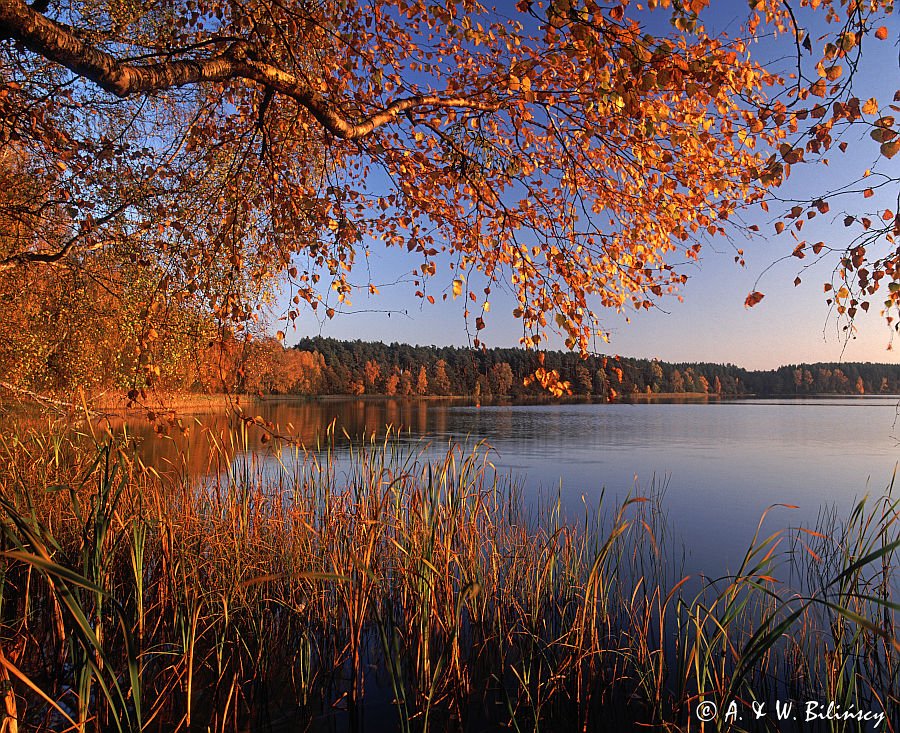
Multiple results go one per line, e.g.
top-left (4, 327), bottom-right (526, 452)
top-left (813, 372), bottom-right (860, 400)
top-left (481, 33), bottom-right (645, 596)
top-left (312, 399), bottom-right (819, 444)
top-left (881, 140), bottom-right (900, 159)
top-left (744, 291), bottom-right (765, 308)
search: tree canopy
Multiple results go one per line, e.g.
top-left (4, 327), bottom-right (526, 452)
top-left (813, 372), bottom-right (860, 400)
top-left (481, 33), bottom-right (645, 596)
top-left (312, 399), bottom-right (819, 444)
top-left (0, 0), bottom-right (897, 394)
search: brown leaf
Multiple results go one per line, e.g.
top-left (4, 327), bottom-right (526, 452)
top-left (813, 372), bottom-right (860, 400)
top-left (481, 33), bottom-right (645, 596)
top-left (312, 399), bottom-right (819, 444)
top-left (881, 140), bottom-right (900, 159)
top-left (744, 291), bottom-right (765, 308)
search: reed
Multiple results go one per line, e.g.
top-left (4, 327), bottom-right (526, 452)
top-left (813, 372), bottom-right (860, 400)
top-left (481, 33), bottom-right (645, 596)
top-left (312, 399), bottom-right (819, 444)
top-left (0, 423), bottom-right (896, 731)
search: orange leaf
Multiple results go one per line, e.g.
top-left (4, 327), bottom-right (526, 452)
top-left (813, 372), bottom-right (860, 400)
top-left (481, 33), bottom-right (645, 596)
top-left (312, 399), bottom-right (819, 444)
top-left (744, 291), bottom-right (765, 308)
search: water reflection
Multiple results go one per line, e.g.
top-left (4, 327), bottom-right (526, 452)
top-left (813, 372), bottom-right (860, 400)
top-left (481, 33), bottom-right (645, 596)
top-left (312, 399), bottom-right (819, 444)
top-left (90, 395), bottom-right (900, 575)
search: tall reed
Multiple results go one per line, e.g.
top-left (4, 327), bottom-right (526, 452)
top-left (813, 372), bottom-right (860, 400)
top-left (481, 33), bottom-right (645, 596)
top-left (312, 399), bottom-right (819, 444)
top-left (0, 423), bottom-right (896, 731)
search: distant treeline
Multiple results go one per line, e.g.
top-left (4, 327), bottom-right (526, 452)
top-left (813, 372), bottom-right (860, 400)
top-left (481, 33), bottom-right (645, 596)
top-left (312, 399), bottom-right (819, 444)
top-left (246, 337), bottom-right (900, 398)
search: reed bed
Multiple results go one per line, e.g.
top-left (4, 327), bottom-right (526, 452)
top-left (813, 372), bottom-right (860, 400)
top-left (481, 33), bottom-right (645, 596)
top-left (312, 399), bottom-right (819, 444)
top-left (0, 423), bottom-right (897, 732)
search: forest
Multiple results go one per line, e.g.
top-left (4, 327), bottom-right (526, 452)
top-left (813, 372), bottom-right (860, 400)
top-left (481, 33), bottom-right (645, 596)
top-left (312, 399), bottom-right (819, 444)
top-left (8, 318), bottom-right (898, 399)
top-left (238, 336), bottom-right (900, 399)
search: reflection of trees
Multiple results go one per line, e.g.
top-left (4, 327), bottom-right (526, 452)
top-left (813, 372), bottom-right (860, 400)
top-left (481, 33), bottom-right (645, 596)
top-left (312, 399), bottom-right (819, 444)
top-left (94, 398), bottom-right (467, 479)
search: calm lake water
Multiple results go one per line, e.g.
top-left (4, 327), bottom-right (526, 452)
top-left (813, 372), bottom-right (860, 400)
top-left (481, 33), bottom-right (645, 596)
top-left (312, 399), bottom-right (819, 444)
top-left (127, 395), bottom-right (900, 577)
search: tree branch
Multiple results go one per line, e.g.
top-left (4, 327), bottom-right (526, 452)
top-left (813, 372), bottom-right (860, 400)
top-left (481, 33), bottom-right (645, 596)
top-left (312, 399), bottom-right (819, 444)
top-left (0, 0), bottom-right (500, 140)
top-left (0, 200), bottom-right (129, 271)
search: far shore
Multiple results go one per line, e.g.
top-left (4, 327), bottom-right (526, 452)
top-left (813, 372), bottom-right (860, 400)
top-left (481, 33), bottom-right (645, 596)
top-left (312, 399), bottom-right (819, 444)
top-left (4, 390), bottom-right (896, 418)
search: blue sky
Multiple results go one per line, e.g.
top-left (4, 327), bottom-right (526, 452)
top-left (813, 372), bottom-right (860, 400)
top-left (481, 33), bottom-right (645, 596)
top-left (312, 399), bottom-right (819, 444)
top-left (280, 3), bottom-right (900, 371)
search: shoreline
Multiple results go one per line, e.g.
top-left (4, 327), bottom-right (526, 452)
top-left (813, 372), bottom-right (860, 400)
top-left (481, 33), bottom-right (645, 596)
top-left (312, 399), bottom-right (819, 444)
top-left (3, 390), bottom-right (897, 417)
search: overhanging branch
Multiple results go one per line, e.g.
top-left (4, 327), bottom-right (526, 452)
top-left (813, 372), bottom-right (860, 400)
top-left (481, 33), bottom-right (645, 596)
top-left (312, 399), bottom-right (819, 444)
top-left (0, 0), bottom-right (500, 140)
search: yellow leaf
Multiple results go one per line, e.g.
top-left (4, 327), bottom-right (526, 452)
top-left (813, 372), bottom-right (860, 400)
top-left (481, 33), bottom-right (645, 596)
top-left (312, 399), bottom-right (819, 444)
top-left (862, 98), bottom-right (879, 115)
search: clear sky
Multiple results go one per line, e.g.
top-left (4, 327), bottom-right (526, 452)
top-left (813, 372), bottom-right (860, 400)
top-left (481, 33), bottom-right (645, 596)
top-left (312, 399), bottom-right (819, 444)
top-left (280, 3), bottom-right (900, 371)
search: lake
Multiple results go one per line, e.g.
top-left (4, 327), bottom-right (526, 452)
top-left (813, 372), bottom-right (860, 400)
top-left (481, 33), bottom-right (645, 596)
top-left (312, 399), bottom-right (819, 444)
top-left (126, 395), bottom-right (900, 578)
